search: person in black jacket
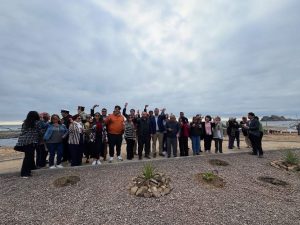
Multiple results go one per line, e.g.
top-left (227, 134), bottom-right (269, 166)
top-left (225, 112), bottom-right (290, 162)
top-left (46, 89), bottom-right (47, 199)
top-left (227, 118), bottom-right (240, 149)
top-left (61, 109), bottom-right (72, 162)
top-left (136, 111), bottom-right (152, 160)
top-left (243, 112), bottom-right (263, 157)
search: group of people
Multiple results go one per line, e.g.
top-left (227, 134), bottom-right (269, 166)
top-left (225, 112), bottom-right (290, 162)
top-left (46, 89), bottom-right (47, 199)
top-left (15, 103), bottom-right (264, 178)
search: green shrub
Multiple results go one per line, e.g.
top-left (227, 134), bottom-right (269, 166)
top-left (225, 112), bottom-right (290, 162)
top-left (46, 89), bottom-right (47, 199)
top-left (142, 163), bottom-right (156, 180)
top-left (202, 172), bottom-right (216, 181)
top-left (283, 150), bottom-right (299, 165)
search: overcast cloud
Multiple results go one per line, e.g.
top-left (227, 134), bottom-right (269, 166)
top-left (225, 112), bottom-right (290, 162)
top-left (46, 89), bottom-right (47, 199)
top-left (0, 0), bottom-right (300, 122)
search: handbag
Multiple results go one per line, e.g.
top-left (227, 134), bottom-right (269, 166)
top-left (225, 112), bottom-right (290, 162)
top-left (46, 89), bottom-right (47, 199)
top-left (14, 145), bottom-right (25, 152)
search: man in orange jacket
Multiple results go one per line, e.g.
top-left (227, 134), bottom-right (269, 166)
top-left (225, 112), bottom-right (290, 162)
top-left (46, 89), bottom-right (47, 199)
top-left (105, 105), bottom-right (125, 162)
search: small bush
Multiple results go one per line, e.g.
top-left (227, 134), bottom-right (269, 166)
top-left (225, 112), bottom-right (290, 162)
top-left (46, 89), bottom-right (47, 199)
top-left (143, 163), bottom-right (156, 180)
top-left (202, 172), bottom-right (216, 181)
top-left (283, 150), bottom-right (299, 165)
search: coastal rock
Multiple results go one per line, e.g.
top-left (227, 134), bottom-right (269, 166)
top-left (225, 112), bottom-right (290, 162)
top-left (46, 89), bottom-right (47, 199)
top-left (270, 160), bottom-right (300, 171)
top-left (129, 171), bottom-right (172, 198)
top-left (130, 186), bottom-right (138, 195)
top-left (136, 186), bottom-right (148, 197)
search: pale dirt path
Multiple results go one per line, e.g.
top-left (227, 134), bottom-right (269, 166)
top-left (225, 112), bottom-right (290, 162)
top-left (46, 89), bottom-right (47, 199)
top-left (1, 134), bottom-right (299, 174)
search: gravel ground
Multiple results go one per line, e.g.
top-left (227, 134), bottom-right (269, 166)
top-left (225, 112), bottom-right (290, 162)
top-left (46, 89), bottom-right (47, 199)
top-left (0, 150), bottom-right (299, 225)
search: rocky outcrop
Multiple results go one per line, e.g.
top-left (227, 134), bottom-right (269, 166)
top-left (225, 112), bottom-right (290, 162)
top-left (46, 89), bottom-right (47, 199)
top-left (270, 160), bottom-right (300, 171)
top-left (261, 115), bottom-right (295, 121)
top-left (128, 172), bottom-right (172, 198)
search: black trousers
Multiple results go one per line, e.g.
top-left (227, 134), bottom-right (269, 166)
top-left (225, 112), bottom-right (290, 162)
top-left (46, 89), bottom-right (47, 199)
top-left (235, 131), bottom-right (240, 148)
top-left (126, 138), bottom-right (135, 160)
top-left (204, 135), bottom-right (213, 151)
top-left (36, 144), bottom-right (48, 167)
top-left (62, 137), bottom-right (70, 162)
top-left (21, 144), bottom-right (36, 177)
top-left (108, 133), bottom-right (123, 157)
top-left (138, 135), bottom-right (150, 157)
top-left (179, 137), bottom-right (189, 156)
top-left (69, 144), bottom-right (83, 166)
top-left (214, 138), bottom-right (223, 153)
top-left (249, 134), bottom-right (263, 155)
top-left (91, 137), bottom-right (103, 160)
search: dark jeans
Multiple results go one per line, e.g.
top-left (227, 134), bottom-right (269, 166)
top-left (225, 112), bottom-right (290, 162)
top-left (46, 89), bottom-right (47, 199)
top-left (179, 136), bottom-right (189, 156)
top-left (167, 137), bottom-right (177, 157)
top-left (36, 144), bottom-right (48, 167)
top-left (203, 135), bottom-right (213, 151)
top-left (138, 135), bottom-right (151, 157)
top-left (228, 135), bottom-right (235, 149)
top-left (214, 138), bottom-right (223, 153)
top-left (21, 144), bottom-right (37, 177)
top-left (163, 133), bottom-right (167, 152)
top-left (126, 138), bottom-right (135, 160)
top-left (191, 136), bottom-right (200, 154)
top-left (108, 133), bottom-right (123, 157)
top-left (47, 143), bottom-right (63, 166)
top-left (249, 134), bottom-right (263, 156)
top-left (69, 144), bottom-right (83, 166)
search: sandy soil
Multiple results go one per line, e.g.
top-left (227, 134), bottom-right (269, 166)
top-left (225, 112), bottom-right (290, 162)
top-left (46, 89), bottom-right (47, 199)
top-left (0, 134), bottom-right (299, 174)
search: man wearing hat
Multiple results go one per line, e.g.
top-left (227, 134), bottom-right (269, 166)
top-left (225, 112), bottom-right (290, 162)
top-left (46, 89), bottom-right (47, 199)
top-left (61, 109), bottom-right (72, 162)
top-left (78, 106), bottom-right (88, 123)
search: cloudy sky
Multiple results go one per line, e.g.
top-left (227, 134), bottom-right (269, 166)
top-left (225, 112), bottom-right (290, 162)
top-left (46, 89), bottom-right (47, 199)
top-left (0, 0), bottom-right (300, 122)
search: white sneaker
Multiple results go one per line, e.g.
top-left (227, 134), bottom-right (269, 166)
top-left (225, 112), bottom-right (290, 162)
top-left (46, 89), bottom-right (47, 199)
top-left (92, 160), bottom-right (97, 166)
top-left (96, 160), bottom-right (101, 165)
top-left (117, 155), bottom-right (123, 161)
top-left (56, 164), bottom-right (64, 168)
top-left (49, 165), bottom-right (56, 169)
top-left (109, 157), bottom-right (114, 163)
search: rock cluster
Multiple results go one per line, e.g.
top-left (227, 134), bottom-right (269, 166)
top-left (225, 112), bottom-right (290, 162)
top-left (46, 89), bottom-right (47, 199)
top-left (128, 172), bottom-right (172, 198)
top-left (270, 160), bottom-right (300, 171)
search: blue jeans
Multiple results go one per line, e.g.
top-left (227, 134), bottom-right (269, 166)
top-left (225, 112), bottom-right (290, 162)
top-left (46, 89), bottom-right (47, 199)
top-left (47, 143), bottom-right (63, 166)
top-left (191, 136), bottom-right (200, 154)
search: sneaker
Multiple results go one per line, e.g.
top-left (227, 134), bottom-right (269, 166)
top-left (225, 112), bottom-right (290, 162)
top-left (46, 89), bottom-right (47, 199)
top-left (96, 160), bottom-right (102, 165)
top-left (56, 164), bottom-right (64, 168)
top-left (109, 157), bottom-right (114, 163)
top-left (162, 151), bottom-right (167, 156)
top-left (49, 165), bottom-right (56, 169)
top-left (92, 160), bottom-right (97, 166)
top-left (117, 156), bottom-right (123, 161)
top-left (145, 155), bottom-right (151, 159)
top-left (21, 176), bottom-right (29, 179)
top-left (153, 153), bottom-right (157, 158)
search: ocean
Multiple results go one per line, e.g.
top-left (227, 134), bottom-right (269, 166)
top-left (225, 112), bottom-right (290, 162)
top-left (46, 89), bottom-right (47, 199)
top-left (0, 121), bottom-right (299, 147)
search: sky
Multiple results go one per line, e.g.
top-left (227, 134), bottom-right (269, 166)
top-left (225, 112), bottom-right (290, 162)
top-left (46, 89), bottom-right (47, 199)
top-left (0, 0), bottom-right (300, 123)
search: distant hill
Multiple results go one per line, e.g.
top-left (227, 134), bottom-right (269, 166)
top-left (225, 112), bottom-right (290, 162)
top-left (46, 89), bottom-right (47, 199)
top-left (261, 115), bottom-right (297, 121)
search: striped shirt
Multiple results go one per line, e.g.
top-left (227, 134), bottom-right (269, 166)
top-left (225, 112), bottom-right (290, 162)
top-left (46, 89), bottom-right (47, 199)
top-left (68, 122), bottom-right (83, 145)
